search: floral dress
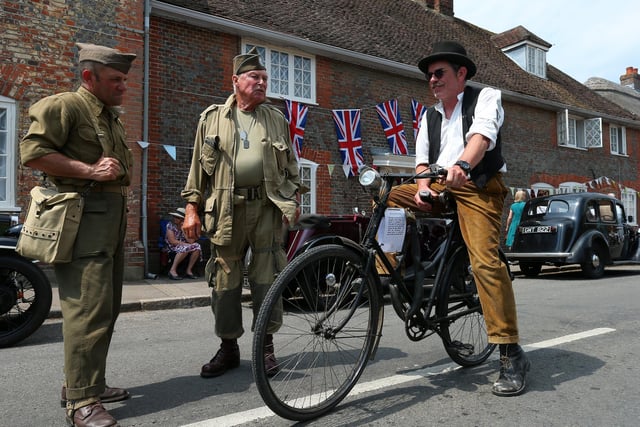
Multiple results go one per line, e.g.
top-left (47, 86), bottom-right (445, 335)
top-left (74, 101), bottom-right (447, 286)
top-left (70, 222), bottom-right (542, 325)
top-left (165, 221), bottom-right (202, 256)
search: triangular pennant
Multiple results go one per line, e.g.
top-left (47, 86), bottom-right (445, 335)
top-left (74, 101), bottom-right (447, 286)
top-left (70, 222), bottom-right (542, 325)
top-left (163, 145), bottom-right (177, 161)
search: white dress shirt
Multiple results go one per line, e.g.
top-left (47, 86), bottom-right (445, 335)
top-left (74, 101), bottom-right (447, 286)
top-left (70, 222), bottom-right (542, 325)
top-left (415, 87), bottom-right (506, 172)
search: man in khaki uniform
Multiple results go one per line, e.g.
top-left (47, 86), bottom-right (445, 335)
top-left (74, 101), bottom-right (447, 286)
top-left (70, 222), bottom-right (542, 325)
top-left (181, 47), bottom-right (302, 378)
top-left (20, 43), bottom-right (135, 427)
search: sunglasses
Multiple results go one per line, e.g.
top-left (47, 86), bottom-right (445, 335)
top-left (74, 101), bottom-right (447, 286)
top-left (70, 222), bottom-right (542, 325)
top-left (426, 68), bottom-right (447, 80)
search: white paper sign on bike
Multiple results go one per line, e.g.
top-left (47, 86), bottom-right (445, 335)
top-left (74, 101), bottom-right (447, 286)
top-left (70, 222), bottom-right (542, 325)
top-left (377, 207), bottom-right (406, 252)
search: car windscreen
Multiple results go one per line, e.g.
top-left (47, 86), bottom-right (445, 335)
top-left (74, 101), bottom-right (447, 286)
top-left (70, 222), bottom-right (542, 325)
top-left (525, 199), bottom-right (570, 218)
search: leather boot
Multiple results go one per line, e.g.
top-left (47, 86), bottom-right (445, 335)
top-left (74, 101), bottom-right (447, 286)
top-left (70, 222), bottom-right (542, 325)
top-left (264, 334), bottom-right (279, 377)
top-left (200, 339), bottom-right (240, 378)
top-left (66, 401), bottom-right (119, 427)
top-left (492, 344), bottom-right (531, 396)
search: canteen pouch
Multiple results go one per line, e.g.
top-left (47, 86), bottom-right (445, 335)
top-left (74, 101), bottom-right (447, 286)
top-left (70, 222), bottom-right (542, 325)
top-left (16, 186), bottom-right (84, 264)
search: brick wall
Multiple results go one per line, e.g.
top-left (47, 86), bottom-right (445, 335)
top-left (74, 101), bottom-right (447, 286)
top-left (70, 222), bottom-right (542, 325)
top-left (3, 0), bottom-right (145, 278)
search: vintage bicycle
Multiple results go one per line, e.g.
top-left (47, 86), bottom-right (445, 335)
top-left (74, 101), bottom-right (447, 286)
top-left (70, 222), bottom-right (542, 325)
top-left (251, 166), bottom-right (511, 421)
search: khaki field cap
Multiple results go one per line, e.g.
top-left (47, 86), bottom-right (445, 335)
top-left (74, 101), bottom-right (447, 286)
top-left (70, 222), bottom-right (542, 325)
top-left (77, 42), bottom-right (137, 74)
top-left (418, 40), bottom-right (477, 79)
top-left (233, 47), bottom-right (266, 75)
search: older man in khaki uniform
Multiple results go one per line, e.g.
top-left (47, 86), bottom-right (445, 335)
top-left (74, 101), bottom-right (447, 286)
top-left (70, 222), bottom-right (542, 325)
top-left (20, 43), bottom-right (135, 427)
top-left (181, 47), bottom-right (302, 378)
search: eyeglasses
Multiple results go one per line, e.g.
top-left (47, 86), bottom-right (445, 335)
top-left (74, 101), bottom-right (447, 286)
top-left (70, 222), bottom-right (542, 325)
top-left (426, 68), bottom-right (447, 80)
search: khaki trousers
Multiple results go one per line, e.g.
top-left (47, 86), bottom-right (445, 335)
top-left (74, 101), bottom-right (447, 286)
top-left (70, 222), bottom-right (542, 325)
top-left (388, 174), bottom-right (519, 344)
top-left (56, 192), bottom-right (127, 400)
top-left (207, 198), bottom-right (286, 339)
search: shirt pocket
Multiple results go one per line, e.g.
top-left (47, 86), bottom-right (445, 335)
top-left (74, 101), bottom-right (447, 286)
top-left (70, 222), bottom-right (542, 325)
top-left (270, 137), bottom-right (290, 173)
top-left (203, 197), bottom-right (217, 235)
top-left (199, 135), bottom-right (221, 176)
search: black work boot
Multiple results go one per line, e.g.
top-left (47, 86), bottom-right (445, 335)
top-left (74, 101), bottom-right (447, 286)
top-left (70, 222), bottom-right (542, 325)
top-left (264, 334), bottom-right (279, 377)
top-left (492, 344), bottom-right (531, 396)
top-left (200, 339), bottom-right (240, 378)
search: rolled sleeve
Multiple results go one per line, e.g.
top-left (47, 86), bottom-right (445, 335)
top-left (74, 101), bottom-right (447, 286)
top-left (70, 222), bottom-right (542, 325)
top-left (466, 87), bottom-right (504, 151)
top-left (20, 96), bottom-right (71, 165)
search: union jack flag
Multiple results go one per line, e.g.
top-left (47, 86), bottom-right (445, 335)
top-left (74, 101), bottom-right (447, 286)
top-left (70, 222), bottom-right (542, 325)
top-left (284, 99), bottom-right (308, 160)
top-left (375, 99), bottom-right (408, 155)
top-left (332, 109), bottom-right (364, 177)
top-left (411, 99), bottom-right (427, 140)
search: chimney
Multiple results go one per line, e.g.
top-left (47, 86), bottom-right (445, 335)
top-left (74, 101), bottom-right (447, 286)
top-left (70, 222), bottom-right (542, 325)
top-left (620, 66), bottom-right (640, 91)
top-left (415, 0), bottom-right (454, 17)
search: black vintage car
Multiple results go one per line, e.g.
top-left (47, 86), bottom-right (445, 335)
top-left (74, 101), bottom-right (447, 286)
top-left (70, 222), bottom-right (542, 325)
top-left (506, 193), bottom-right (640, 278)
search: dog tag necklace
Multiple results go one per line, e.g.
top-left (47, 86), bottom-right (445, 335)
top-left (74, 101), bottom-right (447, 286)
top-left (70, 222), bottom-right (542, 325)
top-left (237, 108), bottom-right (256, 149)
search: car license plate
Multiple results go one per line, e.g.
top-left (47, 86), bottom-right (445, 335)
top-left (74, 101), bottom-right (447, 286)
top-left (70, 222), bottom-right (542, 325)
top-left (519, 225), bottom-right (554, 234)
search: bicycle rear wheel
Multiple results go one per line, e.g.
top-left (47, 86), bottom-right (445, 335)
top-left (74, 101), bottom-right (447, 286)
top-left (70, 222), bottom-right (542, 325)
top-left (436, 246), bottom-right (495, 366)
top-left (252, 244), bottom-right (382, 421)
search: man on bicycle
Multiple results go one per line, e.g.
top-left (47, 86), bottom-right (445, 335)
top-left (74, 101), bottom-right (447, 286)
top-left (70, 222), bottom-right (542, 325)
top-left (388, 40), bottom-right (530, 396)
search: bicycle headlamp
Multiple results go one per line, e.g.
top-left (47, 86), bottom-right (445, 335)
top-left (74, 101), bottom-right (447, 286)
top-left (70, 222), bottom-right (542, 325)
top-left (359, 167), bottom-right (382, 188)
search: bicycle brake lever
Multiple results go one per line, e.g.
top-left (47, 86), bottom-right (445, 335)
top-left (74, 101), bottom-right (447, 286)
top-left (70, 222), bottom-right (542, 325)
top-left (419, 191), bottom-right (433, 203)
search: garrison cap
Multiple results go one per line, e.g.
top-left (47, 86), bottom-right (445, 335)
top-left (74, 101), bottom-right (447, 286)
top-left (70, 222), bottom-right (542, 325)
top-left (76, 43), bottom-right (137, 74)
top-left (233, 47), bottom-right (266, 75)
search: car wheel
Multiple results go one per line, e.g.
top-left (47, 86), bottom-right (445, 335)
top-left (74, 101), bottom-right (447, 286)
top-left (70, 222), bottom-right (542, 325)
top-left (519, 262), bottom-right (542, 277)
top-left (581, 245), bottom-right (605, 279)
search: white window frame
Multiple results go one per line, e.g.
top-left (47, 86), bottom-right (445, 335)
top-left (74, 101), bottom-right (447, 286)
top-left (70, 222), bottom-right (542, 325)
top-left (503, 42), bottom-right (547, 79)
top-left (243, 41), bottom-right (316, 104)
top-left (0, 96), bottom-right (17, 211)
top-left (298, 159), bottom-right (319, 214)
top-left (610, 124), bottom-right (627, 156)
top-left (557, 181), bottom-right (587, 193)
top-left (557, 110), bottom-right (602, 149)
top-left (621, 187), bottom-right (637, 225)
top-left (525, 45), bottom-right (546, 78)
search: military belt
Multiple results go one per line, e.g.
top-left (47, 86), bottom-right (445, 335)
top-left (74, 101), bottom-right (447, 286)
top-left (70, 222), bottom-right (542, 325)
top-left (234, 186), bottom-right (263, 201)
top-left (57, 184), bottom-right (127, 195)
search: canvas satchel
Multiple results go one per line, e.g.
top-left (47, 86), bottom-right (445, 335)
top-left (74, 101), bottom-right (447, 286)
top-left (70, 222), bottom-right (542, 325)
top-left (16, 186), bottom-right (84, 263)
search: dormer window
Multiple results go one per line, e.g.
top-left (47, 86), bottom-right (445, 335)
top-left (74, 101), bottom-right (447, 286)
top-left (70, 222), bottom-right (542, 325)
top-left (504, 43), bottom-right (547, 78)
top-left (491, 26), bottom-right (551, 79)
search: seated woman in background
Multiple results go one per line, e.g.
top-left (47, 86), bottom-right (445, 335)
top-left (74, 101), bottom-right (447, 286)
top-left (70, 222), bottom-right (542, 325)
top-left (165, 208), bottom-right (202, 280)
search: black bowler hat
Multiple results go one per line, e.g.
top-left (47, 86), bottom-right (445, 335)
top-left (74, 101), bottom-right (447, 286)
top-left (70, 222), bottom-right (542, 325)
top-left (418, 41), bottom-right (477, 79)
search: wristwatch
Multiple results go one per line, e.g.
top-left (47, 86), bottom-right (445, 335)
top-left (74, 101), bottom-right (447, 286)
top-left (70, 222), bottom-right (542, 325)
top-left (454, 160), bottom-right (471, 175)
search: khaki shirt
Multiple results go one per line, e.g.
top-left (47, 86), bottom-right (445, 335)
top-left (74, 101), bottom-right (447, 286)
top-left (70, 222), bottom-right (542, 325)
top-left (181, 94), bottom-right (302, 246)
top-left (20, 86), bottom-right (132, 187)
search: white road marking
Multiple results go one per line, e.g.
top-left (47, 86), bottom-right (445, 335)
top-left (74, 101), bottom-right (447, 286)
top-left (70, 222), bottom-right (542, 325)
top-left (181, 327), bottom-right (615, 427)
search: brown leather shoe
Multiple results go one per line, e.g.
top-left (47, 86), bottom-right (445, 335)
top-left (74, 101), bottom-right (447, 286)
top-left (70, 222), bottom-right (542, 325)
top-left (66, 401), bottom-right (119, 427)
top-left (264, 344), bottom-right (280, 377)
top-left (61, 386), bottom-right (130, 408)
top-left (200, 345), bottom-right (240, 378)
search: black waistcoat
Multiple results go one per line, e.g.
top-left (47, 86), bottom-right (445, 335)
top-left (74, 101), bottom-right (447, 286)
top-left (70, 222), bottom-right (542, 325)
top-left (425, 85), bottom-right (505, 188)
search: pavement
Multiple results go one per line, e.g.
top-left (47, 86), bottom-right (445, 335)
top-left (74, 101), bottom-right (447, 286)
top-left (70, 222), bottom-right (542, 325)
top-left (48, 275), bottom-right (251, 319)
top-left (46, 263), bottom-right (596, 319)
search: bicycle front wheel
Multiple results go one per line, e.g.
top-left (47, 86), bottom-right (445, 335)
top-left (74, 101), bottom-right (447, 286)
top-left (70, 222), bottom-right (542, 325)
top-left (252, 244), bottom-right (382, 421)
top-left (436, 246), bottom-right (495, 366)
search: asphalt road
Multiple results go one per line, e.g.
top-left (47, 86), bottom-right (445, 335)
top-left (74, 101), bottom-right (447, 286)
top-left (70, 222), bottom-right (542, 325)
top-left (2, 265), bottom-right (639, 426)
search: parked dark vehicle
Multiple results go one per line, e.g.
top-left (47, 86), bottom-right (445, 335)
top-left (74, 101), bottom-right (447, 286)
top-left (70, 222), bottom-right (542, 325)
top-left (0, 217), bottom-right (52, 348)
top-left (506, 193), bottom-right (640, 278)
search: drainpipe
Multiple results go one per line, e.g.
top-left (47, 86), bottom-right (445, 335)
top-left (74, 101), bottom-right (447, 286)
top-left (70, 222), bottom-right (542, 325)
top-left (142, 0), bottom-right (156, 279)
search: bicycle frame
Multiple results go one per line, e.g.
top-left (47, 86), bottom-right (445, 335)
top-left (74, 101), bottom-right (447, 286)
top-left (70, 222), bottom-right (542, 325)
top-left (251, 166), bottom-right (498, 421)
top-left (357, 168), bottom-right (468, 342)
